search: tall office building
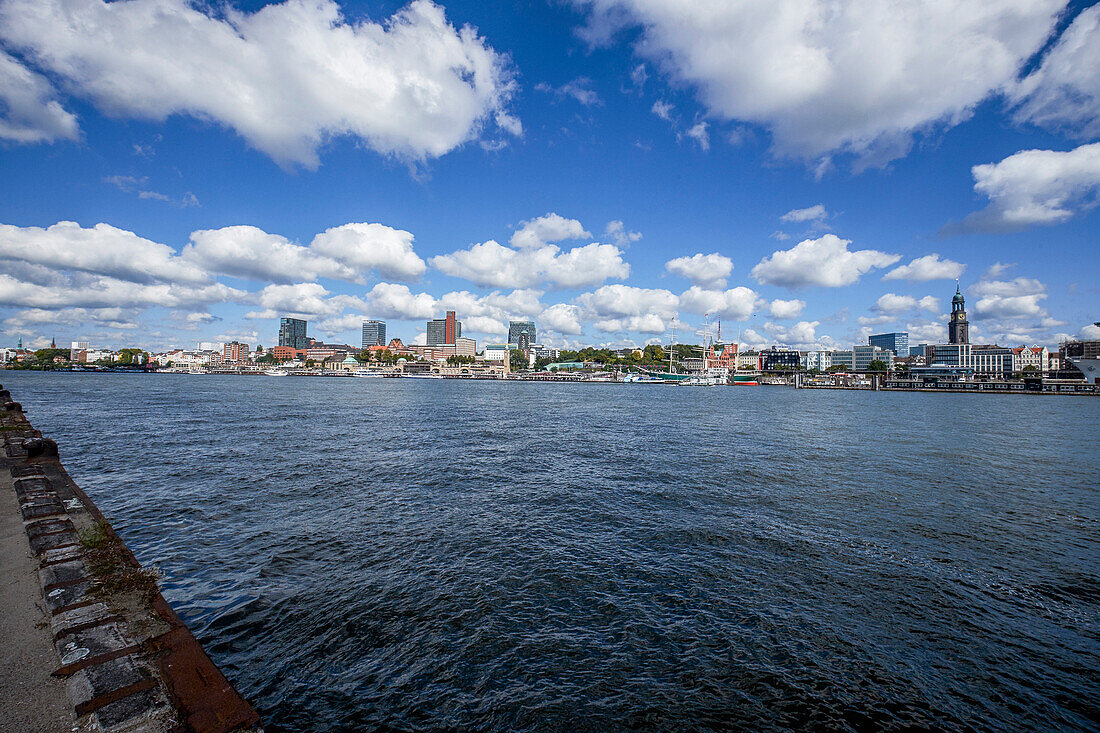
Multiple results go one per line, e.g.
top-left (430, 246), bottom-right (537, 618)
top-left (279, 317), bottom-right (308, 349)
top-left (426, 311), bottom-right (462, 346)
top-left (868, 332), bottom-right (909, 357)
top-left (361, 320), bottom-right (386, 349)
top-left (508, 321), bottom-right (536, 351)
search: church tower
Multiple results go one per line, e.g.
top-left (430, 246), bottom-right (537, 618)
top-left (948, 281), bottom-right (969, 345)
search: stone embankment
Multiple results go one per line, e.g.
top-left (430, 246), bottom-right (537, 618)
top-left (0, 384), bottom-right (261, 732)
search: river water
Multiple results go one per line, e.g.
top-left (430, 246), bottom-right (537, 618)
top-left (4, 372), bottom-right (1098, 731)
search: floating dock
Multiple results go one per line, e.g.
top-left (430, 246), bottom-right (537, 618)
top-left (0, 384), bottom-right (261, 732)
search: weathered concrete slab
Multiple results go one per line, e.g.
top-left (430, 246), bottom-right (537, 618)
top-left (11, 464), bottom-right (46, 478)
top-left (21, 496), bottom-right (66, 520)
top-left (95, 686), bottom-right (171, 730)
top-left (44, 579), bottom-right (90, 613)
top-left (55, 622), bottom-right (137, 664)
top-left (39, 558), bottom-right (89, 590)
top-left (30, 529), bottom-right (78, 556)
top-left (41, 544), bottom-right (85, 566)
top-left (25, 517), bottom-right (73, 539)
top-left (2, 386), bottom-right (261, 732)
top-left (51, 602), bottom-right (114, 638)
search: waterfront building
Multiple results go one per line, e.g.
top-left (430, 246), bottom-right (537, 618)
top-left (802, 351), bottom-right (832, 371)
top-left (973, 346), bottom-right (1014, 376)
top-left (682, 357), bottom-right (705, 372)
top-left (929, 343), bottom-right (1013, 377)
top-left (761, 347), bottom-right (801, 371)
top-left (868, 332), bottom-right (909, 357)
top-left (948, 283), bottom-right (969, 345)
top-left (1049, 351), bottom-right (1061, 370)
top-left (223, 341), bottom-right (249, 363)
top-left (508, 321), bottom-right (536, 351)
top-left (426, 311), bottom-right (462, 346)
top-left (1012, 345), bottom-right (1049, 373)
top-left (528, 345), bottom-right (559, 362)
top-left (452, 337), bottom-right (477, 357)
top-left (70, 340), bottom-right (90, 362)
top-left (483, 344), bottom-right (514, 362)
top-left (736, 351), bottom-right (762, 371)
top-left (830, 350), bottom-right (853, 369)
top-left (852, 345), bottom-right (894, 371)
top-left (279, 317), bottom-right (309, 349)
top-left (361, 320), bottom-right (386, 349)
top-left (909, 344), bottom-right (929, 358)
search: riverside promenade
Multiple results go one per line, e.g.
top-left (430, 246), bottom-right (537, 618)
top-left (0, 384), bottom-right (260, 732)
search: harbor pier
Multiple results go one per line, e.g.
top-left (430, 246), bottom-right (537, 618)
top-left (0, 384), bottom-right (260, 732)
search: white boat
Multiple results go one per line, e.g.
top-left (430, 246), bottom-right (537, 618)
top-left (353, 371), bottom-right (384, 378)
top-left (403, 373), bottom-right (444, 379)
top-left (263, 369), bottom-right (288, 377)
top-left (623, 373), bottom-right (668, 384)
top-left (678, 372), bottom-right (725, 387)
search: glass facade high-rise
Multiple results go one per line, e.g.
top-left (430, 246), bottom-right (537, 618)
top-left (426, 311), bottom-right (462, 346)
top-left (278, 317), bottom-right (308, 349)
top-left (868, 332), bottom-right (908, 357)
top-left (361, 320), bottom-right (386, 349)
top-left (508, 321), bottom-right (536, 350)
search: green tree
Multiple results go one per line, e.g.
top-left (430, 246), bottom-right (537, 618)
top-left (33, 348), bottom-right (70, 365)
top-left (867, 359), bottom-right (889, 372)
top-left (116, 348), bottom-right (146, 366)
top-left (510, 349), bottom-right (527, 371)
top-left (643, 344), bottom-right (666, 364)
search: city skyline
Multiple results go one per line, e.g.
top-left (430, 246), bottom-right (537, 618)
top-left (0, 0), bottom-right (1097, 353)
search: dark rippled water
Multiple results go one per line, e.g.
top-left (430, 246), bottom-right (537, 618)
top-left (4, 372), bottom-right (1099, 731)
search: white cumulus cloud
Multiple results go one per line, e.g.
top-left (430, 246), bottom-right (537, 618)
top-left (576, 281), bottom-right (677, 323)
top-left (1010, 5), bottom-right (1100, 140)
top-left (751, 234), bottom-right (899, 288)
top-left (0, 220), bottom-right (209, 285)
top-left (183, 226), bottom-right (351, 284)
top-left (0, 49), bottom-right (78, 143)
top-left (431, 239), bottom-right (628, 289)
top-left (510, 213), bottom-right (591, 249)
top-left (768, 298), bottom-right (806, 319)
top-left (872, 293), bottom-right (939, 314)
top-left (678, 286), bottom-right (759, 320)
top-left (884, 254), bottom-right (966, 281)
top-left (539, 303), bottom-right (584, 335)
top-left (665, 253), bottom-right (733, 288)
top-left (310, 223), bottom-right (426, 281)
top-left (970, 277), bottom-right (1049, 321)
top-left (945, 143), bottom-right (1100, 233)
top-left (0, 0), bottom-right (519, 167)
top-left (575, 0), bottom-right (1064, 168)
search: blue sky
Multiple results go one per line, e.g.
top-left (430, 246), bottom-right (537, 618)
top-left (0, 0), bottom-right (1097, 352)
